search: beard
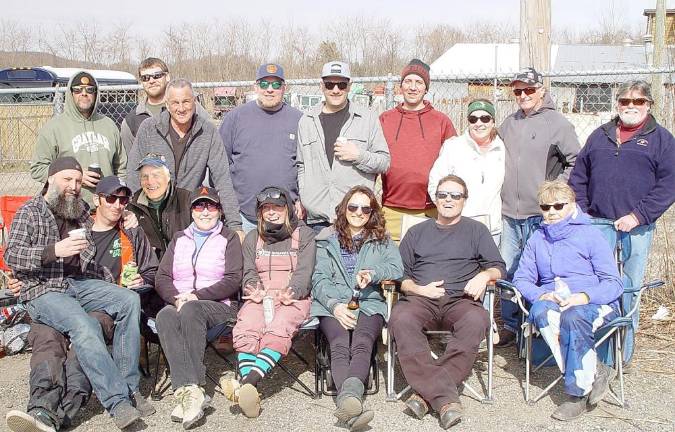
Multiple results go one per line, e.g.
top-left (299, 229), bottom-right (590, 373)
top-left (618, 110), bottom-right (645, 127)
top-left (45, 187), bottom-right (85, 220)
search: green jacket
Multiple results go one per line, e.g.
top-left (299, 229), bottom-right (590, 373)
top-left (30, 71), bottom-right (127, 206)
top-left (310, 227), bottom-right (403, 320)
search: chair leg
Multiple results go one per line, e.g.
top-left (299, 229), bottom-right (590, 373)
top-left (276, 361), bottom-right (317, 398)
top-left (616, 330), bottom-right (625, 406)
top-left (386, 335), bottom-right (397, 401)
top-left (151, 345), bottom-right (168, 401)
top-left (486, 289), bottom-right (495, 403)
top-left (314, 329), bottom-right (321, 399)
top-left (525, 326), bottom-right (532, 403)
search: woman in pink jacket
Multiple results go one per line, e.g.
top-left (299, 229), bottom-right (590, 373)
top-left (154, 187), bottom-right (243, 429)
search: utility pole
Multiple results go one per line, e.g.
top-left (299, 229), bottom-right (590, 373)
top-left (651, 0), bottom-right (666, 121)
top-left (520, 0), bottom-right (552, 85)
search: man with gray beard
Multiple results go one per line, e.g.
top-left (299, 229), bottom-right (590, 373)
top-left (569, 80), bottom-right (675, 367)
top-left (4, 157), bottom-right (152, 430)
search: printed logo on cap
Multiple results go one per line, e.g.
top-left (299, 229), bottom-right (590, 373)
top-left (119, 179), bottom-right (127, 187)
top-left (330, 64), bottom-right (343, 73)
top-left (266, 64), bottom-right (277, 74)
top-left (81, 76), bottom-right (91, 85)
top-left (199, 187), bottom-right (209, 195)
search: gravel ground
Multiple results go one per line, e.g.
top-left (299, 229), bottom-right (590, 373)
top-left (1, 333), bottom-right (673, 432)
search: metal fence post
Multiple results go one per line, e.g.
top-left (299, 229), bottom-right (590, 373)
top-left (385, 73), bottom-right (395, 110)
top-left (53, 90), bottom-right (64, 116)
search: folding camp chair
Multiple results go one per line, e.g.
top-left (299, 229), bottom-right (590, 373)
top-left (0, 195), bottom-right (32, 297)
top-left (496, 237), bottom-right (665, 406)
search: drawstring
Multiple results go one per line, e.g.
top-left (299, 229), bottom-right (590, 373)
top-left (417, 115), bottom-right (426, 139)
top-left (394, 110), bottom-right (426, 140)
top-left (394, 111), bottom-right (404, 141)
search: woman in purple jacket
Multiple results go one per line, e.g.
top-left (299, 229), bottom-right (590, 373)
top-left (154, 186), bottom-right (243, 429)
top-left (513, 180), bottom-right (622, 422)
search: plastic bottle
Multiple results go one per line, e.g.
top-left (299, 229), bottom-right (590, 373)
top-left (263, 296), bottom-right (275, 325)
top-left (554, 277), bottom-right (571, 300)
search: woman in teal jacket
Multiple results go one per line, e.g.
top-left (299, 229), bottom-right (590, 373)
top-left (311, 185), bottom-right (403, 431)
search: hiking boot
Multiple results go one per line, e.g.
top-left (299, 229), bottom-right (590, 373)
top-left (181, 385), bottom-right (209, 430)
top-left (551, 395), bottom-right (588, 421)
top-left (404, 393), bottom-right (429, 420)
top-left (238, 383), bottom-right (261, 418)
top-left (439, 402), bottom-right (463, 429)
top-left (495, 329), bottom-right (516, 347)
top-left (334, 377), bottom-right (364, 423)
top-left (221, 377), bottom-right (241, 403)
top-left (346, 409), bottom-right (374, 431)
top-left (588, 362), bottom-right (617, 405)
top-left (132, 391), bottom-right (156, 417)
top-left (6, 409), bottom-right (56, 432)
top-left (112, 402), bottom-right (141, 430)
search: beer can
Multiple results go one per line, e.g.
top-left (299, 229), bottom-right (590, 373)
top-left (120, 262), bottom-right (139, 287)
top-left (88, 163), bottom-right (103, 178)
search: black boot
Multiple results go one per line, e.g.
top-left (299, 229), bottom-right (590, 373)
top-left (334, 377), bottom-right (373, 431)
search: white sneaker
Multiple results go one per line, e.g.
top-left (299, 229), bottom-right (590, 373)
top-left (172, 387), bottom-right (187, 422)
top-left (181, 385), bottom-right (209, 430)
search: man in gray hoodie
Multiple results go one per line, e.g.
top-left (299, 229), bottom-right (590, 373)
top-left (496, 68), bottom-right (580, 347)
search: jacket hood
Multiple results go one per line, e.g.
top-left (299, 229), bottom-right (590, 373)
top-left (64, 71), bottom-right (102, 122)
top-left (540, 204), bottom-right (591, 242)
top-left (391, 100), bottom-right (435, 141)
top-left (256, 186), bottom-right (299, 242)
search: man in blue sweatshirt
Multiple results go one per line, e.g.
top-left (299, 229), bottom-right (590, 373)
top-left (218, 63), bottom-right (303, 232)
top-left (569, 80), bottom-right (675, 365)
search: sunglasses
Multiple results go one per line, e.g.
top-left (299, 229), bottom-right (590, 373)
top-left (323, 81), bottom-right (349, 90)
top-left (618, 98), bottom-right (650, 107)
top-left (258, 80), bottom-right (283, 90)
top-left (140, 71), bottom-right (167, 82)
top-left (192, 201), bottom-right (221, 212)
top-left (513, 87), bottom-right (538, 97)
top-left (435, 191), bottom-right (465, 201)
top-left (539, 202), bottom-right (567, 211)
top-left (101, 194), bottom-right (130, 205)
top-left (72, 86), bottom-right (96, 95)
top-left (468, 115), bottom-right (493, 124)
top-left (257, 189), bottom-right (283, 203)
top-left (347, 204), bottom-right (373, 215)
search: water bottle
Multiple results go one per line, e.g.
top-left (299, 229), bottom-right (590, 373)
top-left (554, 277), bottom-right (571, 300)
top-left (263, 296), bottom-right (275, 325)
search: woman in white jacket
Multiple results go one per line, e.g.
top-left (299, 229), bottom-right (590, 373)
top-left (428, 99), bottom-right (505, 244)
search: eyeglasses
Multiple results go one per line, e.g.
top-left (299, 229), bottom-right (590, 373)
top-left (140, 72), bottom-right (167, 82)
top-left (513, 87), bottom-right (538, 97)
top-left (323, 81), bottom-right (349, 90)
top-left (435, 191), bottom-right (465, 201)
top-left (258, 80), bottom-right (283, 90)
top-left (192, 201), bottom-right (221, 212)
top-left (257, 189), bottom-right (283, 203)
top-left (468, 115), bottom-right (493, 124)
top-left (618, 98), bottom-right (650, 107)
top-left (347, 204), bottom-right (373, 215)
top-left (101, 194), bottom-right (130, 206)
top-left (539, 202), bottom-right (567, 211)
top-left (72, 86), bottom-right (96, 95)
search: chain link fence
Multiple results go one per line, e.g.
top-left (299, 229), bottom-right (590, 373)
top-left (0, 68), bottom-right (673, 196)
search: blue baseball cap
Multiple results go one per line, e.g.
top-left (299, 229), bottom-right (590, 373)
top-left (136, 153), bottom-right (168, 171)
top-left (256, 63), bottom-right (285, 81)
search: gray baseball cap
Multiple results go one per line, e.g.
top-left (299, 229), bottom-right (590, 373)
top-left (321, 61), bottom-right (351, 80)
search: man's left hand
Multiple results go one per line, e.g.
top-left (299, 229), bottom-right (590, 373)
top-left (175, 292), bottom-right (198, 312)
top-left (614, 213), bottom-right (639, 232)
top-left (122, 211), bottom-right (139, 229)
top-left (463, 272), bottom-right (490, 301)
top-left (125, 274), bottom-right (144, 289)
top-left (334, 140), bottom-right (361, 162)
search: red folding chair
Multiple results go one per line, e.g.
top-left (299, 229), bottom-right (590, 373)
top-left (0, 195), bottom-right (32, 277)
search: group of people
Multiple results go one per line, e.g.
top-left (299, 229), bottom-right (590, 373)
top-left (0, 55), bottom-right (672, 432)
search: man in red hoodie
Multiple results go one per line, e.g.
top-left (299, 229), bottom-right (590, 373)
top-left (379, 59), bottom-right (456, 242)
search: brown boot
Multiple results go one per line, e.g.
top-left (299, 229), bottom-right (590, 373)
top-left (439, 402), bottom-right (463, 429)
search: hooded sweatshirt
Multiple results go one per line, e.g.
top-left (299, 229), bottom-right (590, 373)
top-left (379, 101), bottom-right (456, 210)
top-left (499, 93), bottom-right (580, 219)
top-left (30, 71), bottom-right (127, 206)
top-left (513, 206), bottom-right (623, 306)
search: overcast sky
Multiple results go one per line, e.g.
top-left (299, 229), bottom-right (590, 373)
top-left (4, 0), bottom-right (672, 36)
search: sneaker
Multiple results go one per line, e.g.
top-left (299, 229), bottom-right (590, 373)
top-left (404, 393), bottom-right (429, 420)
top-left (495, 329), bottom-right (516, 347)
top-left (112, 402), bottom-right (142, 430)
top-left (551, 395), bottom-right (588, 421)
top-left (181, 385), bottom-right (209, 430)
top-left (6, 409), bottom-right (56, 432)
top-left (172, 386), bottom-right (188, 423)
top-left (238, 383), bottom-right (261, 418)
top-left (439, 402), bottom-right (463, 430)
top-left (132, 391), bottom-right (156, 417)
top-left (588, 363), bottom-right (617, 405)
top-left (346, 409), bottom-right (374, 431)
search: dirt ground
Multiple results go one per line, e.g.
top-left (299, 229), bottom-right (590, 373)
top-left (0, 331), bottom-right (673, 432)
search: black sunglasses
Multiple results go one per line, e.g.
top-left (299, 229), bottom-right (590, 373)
top-left (140, 71), bottom-right (167, 82)
top-left (347, 204), bottom-right (372, 215)
top-left (468, 115), bottom-right (493, 124)
top-left (101, 194), bottom-right (130, 206)
top-left (192, 201), bottom-right (221, 212)
top-left (513, 87), bottom-right (538, 97)
top-left (72, 86), bottom-right (96, 95)
top-left (323, 81), bottom-right (349, 90)
top-left (435, 191), bottom-right (465, 201)
top-left (257, 189), bottom-right (283, 203)
top-left (539, 202), bottom-right (567, 211)
top-left (258, 80), bottom-right (283, 90)
top-left (618, 98), bottom-right (649, 107)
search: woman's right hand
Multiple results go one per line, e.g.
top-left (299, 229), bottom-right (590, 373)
top-left (242, 283), bottom-right (266, 303)
top-left (333, 303), bottom-right (357, 330)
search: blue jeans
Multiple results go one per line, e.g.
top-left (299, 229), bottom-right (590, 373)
top-left (240, 213), bottom-right (258, 234)
top-left (499, 215), bottom-right (542, 334)
top-left (591, 218), bottom-right (655, 364)
top-left (24, 278), bottom-right (141, 414)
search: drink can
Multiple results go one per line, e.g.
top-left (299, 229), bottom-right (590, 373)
top-left (120, 262), bottom-right (139, 287)
top-left (88, 163), bottom-right (103, 178)
top-left (263, 296), bottom-right (275, 325)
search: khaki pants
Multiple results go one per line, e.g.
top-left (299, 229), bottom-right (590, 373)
top-left (382, 206), bottom-right (437, 243)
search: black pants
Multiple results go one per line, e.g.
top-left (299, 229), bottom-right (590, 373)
top-left (155, 300), bottom-right (237, 390)
top-left (27, 311), bottom-right (114, 430)
top-left (319, 313), bottom-right (384, 391)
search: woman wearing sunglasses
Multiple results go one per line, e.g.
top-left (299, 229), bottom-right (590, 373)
top-left (154, 186), bottom-right (243, 429)
top-left (512, 180), bottom-right (622, 421)
top-left (222, 186), bottom-right (316, 418)
top-left (311, 186), bottom-right (403, 431)
top-left (428, 99), bottom-right (505, 244)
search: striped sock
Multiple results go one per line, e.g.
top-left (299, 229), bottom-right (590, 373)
top-left (255, 348), bottom-right (282, 376)
top-left (237, 353), bottom-right (257, 378)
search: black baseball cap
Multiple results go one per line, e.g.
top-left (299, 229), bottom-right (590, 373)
top-left (511, 67), bottom-right (543, 86)
top-left (190, 186), bottom-right (220, 205)
top-left (96, 176), bottom-right (132, 196)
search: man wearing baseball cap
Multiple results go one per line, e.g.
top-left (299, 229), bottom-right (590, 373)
top-left (379, 59), bottom-right (457, 242)
top-left (496, 67), bottom-right (580, 347)
top-left (5, 159), bottom-right (152, 430)
top-left (31, 71), bottom-right (127, 207)
top-left (297, 60), bottom-right (390, 231)
top-left (218, 63), bottom-right (303, 233)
